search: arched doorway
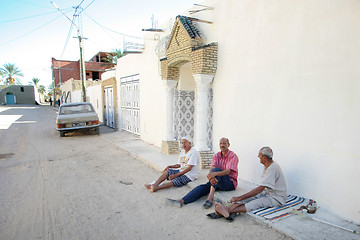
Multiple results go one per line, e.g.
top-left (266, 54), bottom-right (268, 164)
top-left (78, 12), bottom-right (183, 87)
top-left (159, 16), bottom-right (218, 168)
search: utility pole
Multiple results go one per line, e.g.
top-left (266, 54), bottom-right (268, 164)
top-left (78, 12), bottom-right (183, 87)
top-left (51, 1), bottom-right (87, 102)
top-left (75, 10), bottom-right (87, 102)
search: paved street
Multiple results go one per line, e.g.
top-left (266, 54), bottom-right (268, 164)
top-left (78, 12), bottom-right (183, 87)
top-left (0, 105), bottom-right (291, 240)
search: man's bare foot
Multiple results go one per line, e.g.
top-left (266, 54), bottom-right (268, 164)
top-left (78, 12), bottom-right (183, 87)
top-left (150, 185), bottom-right (159, 192)
top-left (215, 203), bottom-right (230, 218)
top-left (144, 184), bottom-right (152, 190)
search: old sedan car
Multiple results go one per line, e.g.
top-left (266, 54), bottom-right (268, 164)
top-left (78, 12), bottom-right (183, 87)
top-left (56, 102), bottom-right (100, 137)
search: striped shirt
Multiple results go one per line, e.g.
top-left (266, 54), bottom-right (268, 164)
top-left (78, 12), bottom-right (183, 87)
top-left (211, 150), bottom-right (239, 189)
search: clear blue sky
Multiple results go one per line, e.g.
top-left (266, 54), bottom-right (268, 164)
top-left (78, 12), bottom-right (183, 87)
top-left (0, 0), bottom-right (198, 88)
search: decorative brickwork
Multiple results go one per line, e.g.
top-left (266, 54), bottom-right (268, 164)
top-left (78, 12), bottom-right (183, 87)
top-left (160, 15), bottom-right (218, 155)
top-left (161, 16), bottom-right (217, 81)
top-left (161, 140), bottom-right (179, 154)
top-left (191, 43), bottom-right (218, 75)
top-left (199, 151), bottom-right (214, 169)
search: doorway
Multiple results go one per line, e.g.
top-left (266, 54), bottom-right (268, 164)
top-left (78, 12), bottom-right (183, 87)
top-left (104, 87), bottom-right (115, 128)
top-left (6, 93), bottom-right (16, 104)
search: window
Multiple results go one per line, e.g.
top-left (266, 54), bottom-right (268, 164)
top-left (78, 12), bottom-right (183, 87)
top-left (20, 87), bottom-right (24, 92)
top-left (92, 72), bottom-right (100, 80)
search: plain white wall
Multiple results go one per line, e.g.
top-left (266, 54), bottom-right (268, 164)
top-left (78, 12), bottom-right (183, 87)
top-left (71, 90), bottom-right (81, 103)
top-left (203, 0), bottom-right (360, 224)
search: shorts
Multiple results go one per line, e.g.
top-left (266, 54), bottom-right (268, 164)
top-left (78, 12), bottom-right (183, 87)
top-left (243, 193), bottom-right (282, 212)
top-left (167, 169), bottom-right (191, 187)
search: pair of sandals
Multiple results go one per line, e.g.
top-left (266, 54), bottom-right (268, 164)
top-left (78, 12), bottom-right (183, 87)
top-left (207, 212), bottom-right (237, 222)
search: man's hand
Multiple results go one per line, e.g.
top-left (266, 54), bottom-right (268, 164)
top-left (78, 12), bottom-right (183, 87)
top-left (209, 177), bottom-right (218, 185)
top-left (207, 172), bottom-right (217, 180)
top-left (168, 174), bottom-right (177, 180)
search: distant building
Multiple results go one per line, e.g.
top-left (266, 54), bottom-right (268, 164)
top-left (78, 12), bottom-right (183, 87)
top-left (51, 51), bottom-right (114, 88)
top-left (0, 85), bottom-right (35, 104)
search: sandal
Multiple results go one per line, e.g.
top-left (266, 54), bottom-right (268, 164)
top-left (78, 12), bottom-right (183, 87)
top-left (203, 200), bottom-right (213, 209)
top-left (225, 213), bottom-right (237, 222)
top-left (206, 212), bottom-right (222, 219)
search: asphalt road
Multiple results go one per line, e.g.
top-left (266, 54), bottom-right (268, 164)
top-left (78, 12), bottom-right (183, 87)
top-left (0, 105), bottom-right (292, 240)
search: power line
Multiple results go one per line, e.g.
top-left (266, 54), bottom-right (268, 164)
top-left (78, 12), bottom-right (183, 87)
top-left (0, 10), bottom-right (67, 23)
top-left (79, 0), bottom-right (96, 14)
top-left (0, 10), bottom-right (71, 47)
top-left (60, 14), bottom-right (77, 59)
top-left (77, 0), bottom-right (86, 8)
top-left (83, 12), bottom-right (124, 47)
top-left (83, 12), bottom-right (143, 40)
top-left (14, 0), bottom-right (55, 9)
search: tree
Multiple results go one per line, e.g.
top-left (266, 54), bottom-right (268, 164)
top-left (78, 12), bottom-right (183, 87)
top-left (38, 85), bottom-right (46, 95)
top-left (29, 78), bottom-right (40, 88)
top-left (0, 63), bottom-right (24, 85)
top-left (102, 48), bottom-right (124, 65)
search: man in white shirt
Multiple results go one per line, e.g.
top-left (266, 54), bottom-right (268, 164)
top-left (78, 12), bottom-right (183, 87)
top-left (144, 136), bottom-right (200, 192)
top-left (210, 146), bottom-right (287, 221)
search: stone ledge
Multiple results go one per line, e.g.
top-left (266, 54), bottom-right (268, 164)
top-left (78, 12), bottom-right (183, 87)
top-left (161, 140), bottom-right (179, 154)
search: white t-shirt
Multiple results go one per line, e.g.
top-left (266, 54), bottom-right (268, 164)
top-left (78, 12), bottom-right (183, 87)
top-left (260, 161), bottom-right (287, 204)
top-left (178, 147), bottom-right (200, 181)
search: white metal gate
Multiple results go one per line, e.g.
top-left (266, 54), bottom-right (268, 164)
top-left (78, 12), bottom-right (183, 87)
top-left (104, 87), bottom-right (115, 128)
top-left (120, 74), bottom-right (140, 135)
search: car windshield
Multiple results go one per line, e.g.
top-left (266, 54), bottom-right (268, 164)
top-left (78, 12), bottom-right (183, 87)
top-left (60, 104), bottom-right (94, 115)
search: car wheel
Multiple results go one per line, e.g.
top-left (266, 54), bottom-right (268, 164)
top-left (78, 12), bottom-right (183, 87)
top-left (60, 132), bottom-right (65, 137)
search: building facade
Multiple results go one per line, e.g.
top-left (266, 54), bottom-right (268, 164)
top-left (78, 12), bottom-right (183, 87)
top-left (114, 0), bottom-right (360, 224)
top-left (0, 85), bottom-right (35, 105)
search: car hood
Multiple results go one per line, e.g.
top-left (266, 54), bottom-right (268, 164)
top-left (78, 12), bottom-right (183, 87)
top-left (56, 112), bottom-right (99, 124)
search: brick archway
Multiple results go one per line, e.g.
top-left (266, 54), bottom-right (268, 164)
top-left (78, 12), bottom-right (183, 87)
top-left (160, 16), bottom-right (217, 168)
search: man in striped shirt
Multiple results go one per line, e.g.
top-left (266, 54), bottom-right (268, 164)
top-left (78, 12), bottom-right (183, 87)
top-left (166, 137), bottom-right (239, 208)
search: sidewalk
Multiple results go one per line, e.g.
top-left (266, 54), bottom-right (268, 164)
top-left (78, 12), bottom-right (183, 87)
top-left (100, 127), bottom-right (360, 240)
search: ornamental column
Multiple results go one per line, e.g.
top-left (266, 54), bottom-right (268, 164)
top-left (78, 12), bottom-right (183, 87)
top-left (193, 74), bottom-right (214, 151)
top-left (161, 79), bottom-right (178, 154)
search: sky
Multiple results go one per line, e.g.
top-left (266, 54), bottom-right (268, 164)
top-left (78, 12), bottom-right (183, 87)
top-left (0, 0), bottom-right (198, 89)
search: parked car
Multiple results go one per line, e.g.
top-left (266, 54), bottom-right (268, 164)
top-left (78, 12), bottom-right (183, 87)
top-left (56, 102), bottom-right (100, 137)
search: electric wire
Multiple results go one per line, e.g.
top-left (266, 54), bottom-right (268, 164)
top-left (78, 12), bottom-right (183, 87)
top-left (83, 12), bottom-right (124, 48)
top-left (83, 12), bottom-right (143, 40)
top-left (0, 10), bottom-right (68, 23)
top-left (14, 0), bottom-right (55, 9)
top-left (78, 0), bottom-right (96, 15)
top-left (59, 14), bottom-right (77, 59)
top-left (0, 9), bottom-right (72, 47)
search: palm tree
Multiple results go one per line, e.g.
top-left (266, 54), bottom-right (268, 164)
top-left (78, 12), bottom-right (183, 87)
top-left (29, 78), bottom-right (40, 88)
top-left (102, 48), bottom-right (124, 65)
top-left (38, 85), bottom-right (46, 95)
top-left (38, 85), bottom-right (46, 103)
top-left (0, 63), bottom-right (24, 85)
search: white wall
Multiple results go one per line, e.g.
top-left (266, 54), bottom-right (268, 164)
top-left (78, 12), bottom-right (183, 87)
top-left (114, 0), bottom-right (360, 223)
top-left (71, 90), bottom-right (82, 103)
top-left (87, 84), bottom-right (103, 122)
top-left (116, 48), bottom-right (167, 147)
top-left (200, 0), bottom-right (360, 223)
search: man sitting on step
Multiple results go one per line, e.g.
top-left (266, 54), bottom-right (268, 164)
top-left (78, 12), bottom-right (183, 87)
top-left (144, 136), bottom-right (200, 192)
top-left (209, 146), bottom-right (287, 221)
top-left (166, 137), bottom-right (239, 209)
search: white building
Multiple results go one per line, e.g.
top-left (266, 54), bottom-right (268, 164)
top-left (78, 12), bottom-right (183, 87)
top-left (113, 0), bottom-right (360, 224)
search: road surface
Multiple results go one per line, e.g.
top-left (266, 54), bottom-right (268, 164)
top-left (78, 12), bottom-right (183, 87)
top-left (0, 105), bottom-right (292, 240)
